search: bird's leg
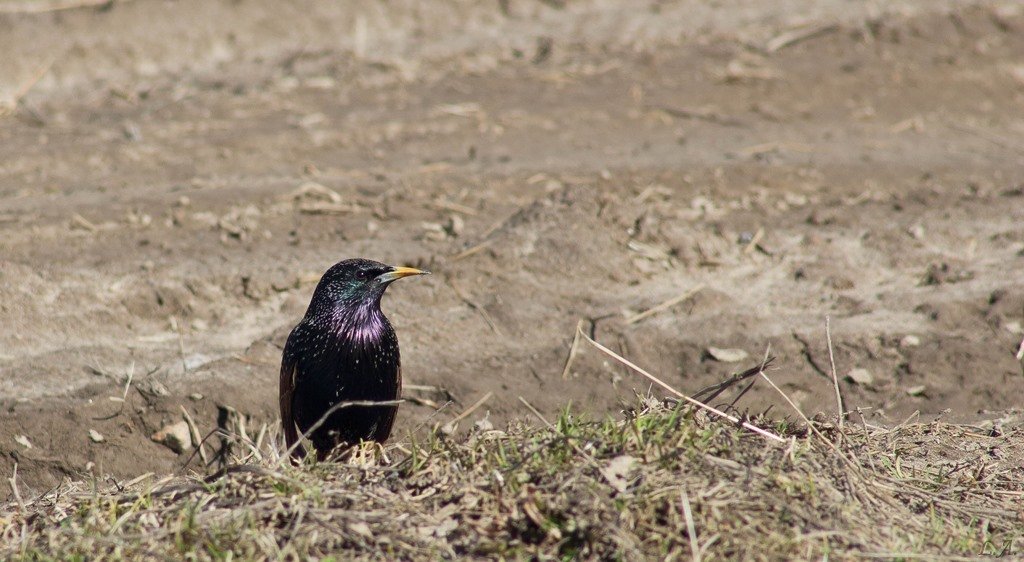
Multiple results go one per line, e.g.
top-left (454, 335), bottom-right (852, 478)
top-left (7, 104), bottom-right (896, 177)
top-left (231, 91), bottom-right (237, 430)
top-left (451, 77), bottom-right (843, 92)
top-left (345, 441), bottom-right (390, 466)
top-left (316, 441), bottom-right (356, 463)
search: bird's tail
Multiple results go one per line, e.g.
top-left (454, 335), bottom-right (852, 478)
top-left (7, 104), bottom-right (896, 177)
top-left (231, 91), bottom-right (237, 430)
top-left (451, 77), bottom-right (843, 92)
top-left (280, 361), bottom-right (306, 464)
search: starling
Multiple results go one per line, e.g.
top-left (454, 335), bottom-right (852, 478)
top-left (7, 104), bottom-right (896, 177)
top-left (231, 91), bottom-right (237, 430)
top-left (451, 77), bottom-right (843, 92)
top-left (279, 258), bottom-right (428, 461)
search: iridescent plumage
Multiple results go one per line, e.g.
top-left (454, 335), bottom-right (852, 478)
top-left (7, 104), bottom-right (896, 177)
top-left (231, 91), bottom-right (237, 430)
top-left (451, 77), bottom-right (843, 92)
top-left (279, 259), bottom-right (427, 461)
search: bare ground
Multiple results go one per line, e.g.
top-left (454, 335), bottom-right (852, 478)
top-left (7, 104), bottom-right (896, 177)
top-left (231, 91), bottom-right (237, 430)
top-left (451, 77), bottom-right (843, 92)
top-left (1, 0), bottom-right (1024, 492)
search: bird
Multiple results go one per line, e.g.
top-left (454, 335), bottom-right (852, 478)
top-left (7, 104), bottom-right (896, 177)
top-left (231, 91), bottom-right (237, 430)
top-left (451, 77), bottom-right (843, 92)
top-left (279, 258), bottom-right (428, 461)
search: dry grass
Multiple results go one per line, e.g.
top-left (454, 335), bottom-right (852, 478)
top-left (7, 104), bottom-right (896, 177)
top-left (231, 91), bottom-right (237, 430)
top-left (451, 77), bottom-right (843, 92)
top-left (2, 395), bottom-right (1023, 560)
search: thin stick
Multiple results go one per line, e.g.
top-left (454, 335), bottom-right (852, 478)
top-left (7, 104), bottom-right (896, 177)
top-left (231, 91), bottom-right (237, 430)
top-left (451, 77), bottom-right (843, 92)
top-left (442, 391), bottom-right (493, 433)
top-left (182, 427), bottom-right (226, 468)
top-left (626, 284), bottom-right (705, 324)
top-left (692, 357), bottom-right (774, 404)
top-left (122, 361), bottom-right (135, 401)
top-left (93, 361), bottom-right (136, 421)
top-left (404, 384), bottom-right (447, 393)
top-left (404, 396), bottom-right (442, 409)
top-left (429, 199), bottom-right (478, 216)
top-left (948, 122), bottom-right (1024, 157)
top-left (408, 400), bottom-right (453, 436)
top-left (0, 57), bottom-right (53, 115)
top-left (893, 410), bottom-right (920, 432)
top-left (579, 329), bottom-right (785, 443)
top-left (179, 406), bottom-right (209, 465)
top-left (680, 487), bottom-right (701, 562)
top-left (518, 397), bottom-right (555, 428)
top-left (742, 227), bottom-right (764, 255)
top-left (280, 399), bottom-right (405, 463)
top-left (7, 463), bottom-right (24, 511)
top-left (172, 316), bottom-right (187, 375)
top-left (448, 279), bottom-right (503, 336)
top-left (755, 365), bottom-right (864, 474)
top-left (757, 369), bottom-right (816, 431)
top-left (236, 430), bottom-right (265, 463)
top-left (561, 319), bottom-right (585, 379)
top-left (826, 316), bottom-right (844, 429)
top-left (648, 104), bottom-right (744, 127)
top-left (765, 23), bottom-right (839, 53)
top-left (70, 213), bottom-right (98, 232)
top-left (450, 239), bottom-right (492, 261)
top-left (121, 472), bottom-right (155, 490)
top-left (253, 423), bottom-right (268, 453)
top-left (0, 0), bottom-right (133, 14)
top-left (1016, 335), bottom-right (1024, 377)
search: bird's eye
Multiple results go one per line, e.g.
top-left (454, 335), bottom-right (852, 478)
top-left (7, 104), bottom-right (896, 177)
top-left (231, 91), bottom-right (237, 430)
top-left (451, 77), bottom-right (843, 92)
top-left (356, 270), bottom-right (370, 281)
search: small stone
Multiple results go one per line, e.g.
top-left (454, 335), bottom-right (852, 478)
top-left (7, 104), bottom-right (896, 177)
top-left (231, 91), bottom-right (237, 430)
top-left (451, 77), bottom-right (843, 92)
top-left (706, 347), bottom-right (749, 363)
top-left (1005, 321), bottom-right (1023, 335)
top-left (847, 368), bottom-right (874, 386)
top-left (906, 385), bottom-right (927, 396)
top-left (900, 335), bottom-right (921, 348)
top-left (446, 214), bottom-right (465, 237)
top-left (421, 222), bottom-right (447, 241)
top-left (14, 435), bottom-right (32, 449)
top-left (189, 393), bottom-right (204, 401)
top-left (601, 455), bottom-right (638, 493)
top-left (89, 429), bottom-right (105, 443)
top-left (151, 421), bottom-right (192, 454)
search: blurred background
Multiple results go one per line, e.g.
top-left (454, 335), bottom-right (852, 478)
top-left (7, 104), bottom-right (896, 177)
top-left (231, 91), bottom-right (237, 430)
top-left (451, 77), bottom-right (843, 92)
top-left (1, 0), bottom-right (1023, 490)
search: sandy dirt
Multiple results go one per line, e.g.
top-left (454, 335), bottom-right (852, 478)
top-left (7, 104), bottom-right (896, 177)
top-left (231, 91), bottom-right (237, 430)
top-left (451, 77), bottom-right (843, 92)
top-left (1, 0), bottom-right (1023, 490)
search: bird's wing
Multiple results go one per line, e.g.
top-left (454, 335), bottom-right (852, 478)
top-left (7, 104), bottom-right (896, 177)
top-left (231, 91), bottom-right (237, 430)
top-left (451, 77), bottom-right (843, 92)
top-left (279, 352), bottom-right (305, 461)
top-left (371, 359), bottom-right (402, 443)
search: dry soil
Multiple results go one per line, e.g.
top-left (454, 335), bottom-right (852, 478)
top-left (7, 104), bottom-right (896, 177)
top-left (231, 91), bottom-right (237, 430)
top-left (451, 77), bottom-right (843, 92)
top-left (1, 0), bottom-right (1023, 490)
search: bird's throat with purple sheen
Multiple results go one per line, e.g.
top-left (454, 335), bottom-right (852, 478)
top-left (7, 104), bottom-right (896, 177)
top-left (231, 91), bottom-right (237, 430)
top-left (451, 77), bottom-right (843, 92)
top-left (328, 299), bottom-right (391, 348)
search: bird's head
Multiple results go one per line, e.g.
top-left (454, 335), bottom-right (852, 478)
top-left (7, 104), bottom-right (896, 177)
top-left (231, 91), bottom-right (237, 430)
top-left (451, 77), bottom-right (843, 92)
top-left (309, 258), bottom-right (429, 314)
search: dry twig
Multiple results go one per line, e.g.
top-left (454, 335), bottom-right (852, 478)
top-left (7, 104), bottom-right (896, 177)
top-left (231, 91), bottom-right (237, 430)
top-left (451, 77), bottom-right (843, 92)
top-left (826, 316), bottom-right (844, 429)
top-left (0, 0), bottom-right (132, 13)
top-left (626, 284), bottom-right (705, 324)
top-left (441, 391), bottom-right (493, 434)
top-left (0, 57), bottom-right (53, 116)
top-left (579, 329), bottom-right (786, 443)
top-left (765, 23), bottom-right (839, 53)
top-left (560, 319), bottom-right (585, 379)
top-left (680, 487), bottom-right (701, 562)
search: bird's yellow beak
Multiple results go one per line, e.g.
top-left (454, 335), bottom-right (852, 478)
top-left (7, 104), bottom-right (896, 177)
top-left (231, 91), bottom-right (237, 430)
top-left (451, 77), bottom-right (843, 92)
top-left (377, 266), bottom-right (430, 283)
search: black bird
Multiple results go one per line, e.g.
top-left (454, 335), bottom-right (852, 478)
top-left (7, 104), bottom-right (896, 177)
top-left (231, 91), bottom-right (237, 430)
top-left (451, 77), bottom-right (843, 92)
top-left (279, 258), bottom-right (428, 461)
